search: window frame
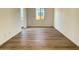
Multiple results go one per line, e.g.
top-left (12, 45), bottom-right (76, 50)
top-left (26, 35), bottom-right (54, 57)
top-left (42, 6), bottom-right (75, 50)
top-left (36, 8), bottom-right (45, 20)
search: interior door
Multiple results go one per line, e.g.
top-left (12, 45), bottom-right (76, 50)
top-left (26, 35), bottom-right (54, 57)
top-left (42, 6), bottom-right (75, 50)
top-left (27, 8), bottom-right (54, 27)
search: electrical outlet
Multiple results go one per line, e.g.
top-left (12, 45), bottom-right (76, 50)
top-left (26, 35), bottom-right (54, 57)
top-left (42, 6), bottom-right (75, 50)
top-left (9, 32), bottom-right (11, 34)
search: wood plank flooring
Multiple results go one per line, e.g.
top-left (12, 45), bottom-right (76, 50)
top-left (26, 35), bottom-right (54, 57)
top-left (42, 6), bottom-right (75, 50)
top-left (0, 28), bottom-right (79, 50)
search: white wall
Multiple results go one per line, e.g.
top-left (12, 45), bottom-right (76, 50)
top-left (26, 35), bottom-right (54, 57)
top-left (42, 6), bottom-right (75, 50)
top-left (27, 8), bottom-right (54, 26)
top-left (54, 8), bottom-right (79, 46)
top-left (0, 8), bottom-right (21, 46)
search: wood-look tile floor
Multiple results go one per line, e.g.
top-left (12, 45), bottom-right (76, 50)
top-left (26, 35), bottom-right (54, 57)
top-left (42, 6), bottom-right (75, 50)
top-left (0, 28), bottom-right (79, 50)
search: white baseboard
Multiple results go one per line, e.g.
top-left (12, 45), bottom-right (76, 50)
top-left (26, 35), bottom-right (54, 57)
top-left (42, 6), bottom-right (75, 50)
top-left (55, 26), bottom-right (79, 47)
top-left (0, 30), bottom-right (21, 46)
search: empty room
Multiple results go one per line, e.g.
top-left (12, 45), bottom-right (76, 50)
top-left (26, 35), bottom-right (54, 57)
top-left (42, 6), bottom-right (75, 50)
top-left (0, 8), bottom-right (79, 50)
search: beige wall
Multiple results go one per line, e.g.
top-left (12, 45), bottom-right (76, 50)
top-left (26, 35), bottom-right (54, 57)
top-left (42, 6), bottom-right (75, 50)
top-left (27, 8), bottom-right (54, 26)
top-left (0, 8), bottom-right (21, 45)
top-left (54, 8), bottom-right (79, 46)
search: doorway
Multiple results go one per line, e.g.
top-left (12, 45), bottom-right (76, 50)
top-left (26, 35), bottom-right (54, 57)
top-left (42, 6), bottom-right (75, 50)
top-left (20, 8), bottom-right (27, 29)
top-left (27, 8), bottom-right (54, 27)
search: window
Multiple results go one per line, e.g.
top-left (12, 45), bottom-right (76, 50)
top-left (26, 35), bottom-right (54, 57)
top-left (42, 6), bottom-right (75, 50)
top-left (36, 8), bottom-right (44, 20)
